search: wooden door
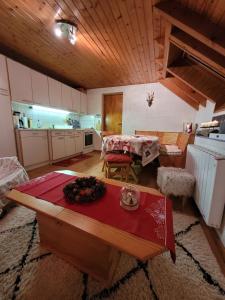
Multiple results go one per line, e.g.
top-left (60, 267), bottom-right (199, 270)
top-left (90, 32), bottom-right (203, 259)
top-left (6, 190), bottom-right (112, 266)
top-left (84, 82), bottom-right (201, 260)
top-left (103, 93), bottom-right (123, 134)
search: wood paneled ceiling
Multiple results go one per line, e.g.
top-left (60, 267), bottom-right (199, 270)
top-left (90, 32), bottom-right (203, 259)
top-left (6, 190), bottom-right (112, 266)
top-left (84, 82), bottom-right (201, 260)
top-left (0, 0), bottom-right (224, 90)
top-left (0, 0), bottom-right (159, 89)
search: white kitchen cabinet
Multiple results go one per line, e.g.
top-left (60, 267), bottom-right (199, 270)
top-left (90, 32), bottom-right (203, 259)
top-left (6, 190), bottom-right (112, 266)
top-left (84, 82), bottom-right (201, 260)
top-left (31, 70), bottom-right (49, 106)
top-left (52, 136), bottom-right (66, 160)
top-left (0, 55), bottom-right (9, 96)
top-left (75, 131), bottom-right (83, 153)
top-left (18, 131), bottom-right (49, 168)
top-left (87, 92), bottom-right (102, 115)
top-left (7, 58), bottom-right (33, 103)
top-left (71, 89), bottom-right (81, 113)
top-left (65, 135), bottom-right (76, 156)
top-left (48, 77), bottom-right (62, 108)
top-left (0, 95), bottom-right (17, 157)
top-left (80, 92), bottom-right (87, 114)
top-left (61, 84), bottom-right (73, 111)
top-left (94, 131), bottom-right (102, 151)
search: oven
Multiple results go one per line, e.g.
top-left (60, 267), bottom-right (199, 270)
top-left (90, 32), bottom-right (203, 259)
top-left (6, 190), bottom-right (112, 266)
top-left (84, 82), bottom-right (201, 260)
top-left (84, 131), bottom-right (94, 150)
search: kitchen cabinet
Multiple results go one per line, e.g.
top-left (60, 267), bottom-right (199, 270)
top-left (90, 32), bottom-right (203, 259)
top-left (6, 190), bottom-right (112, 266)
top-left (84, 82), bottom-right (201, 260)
top-left (52, 136), bottom-right (66, 160)
top-left (0, 94), bottom-right (17, 156)
top-left (48, 77), bottom-right (62, 108)
top-left (87, 92), bottom-right (102, 115)
top-left (71, 89), bottom-right (81, 113)
top-left (65, 135), bottom-right (76, 157)
top-left (31, 70), bottom-right (49, 106)
top-left (61, 84), bottom-right (73, 111)
top-left (7, 58), bottom-right (33, 103)
top-left (94, 131), bottom-right (102, 151)
top-left (16, 130), bottom-right (49, 168)
top-left (0, 55), bottom-right (9, 96)
top-left (80, 92), bottom-right (87, 114)
top-left (75, 131), bottom-right (83, 153)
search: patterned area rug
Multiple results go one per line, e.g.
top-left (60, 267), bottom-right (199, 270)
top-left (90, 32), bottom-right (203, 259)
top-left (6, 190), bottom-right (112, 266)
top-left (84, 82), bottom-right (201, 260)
top-left (0, 206), bottom-right (225, 300)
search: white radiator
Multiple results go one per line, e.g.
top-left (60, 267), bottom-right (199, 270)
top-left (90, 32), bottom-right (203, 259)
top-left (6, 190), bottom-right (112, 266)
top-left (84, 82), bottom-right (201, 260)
top-left (186, 144), bottom-right (225, 228)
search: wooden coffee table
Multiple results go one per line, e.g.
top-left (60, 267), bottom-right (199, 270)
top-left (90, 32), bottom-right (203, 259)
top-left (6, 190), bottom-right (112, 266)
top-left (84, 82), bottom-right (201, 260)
top-left (7, 170), bottom-right (166, 282)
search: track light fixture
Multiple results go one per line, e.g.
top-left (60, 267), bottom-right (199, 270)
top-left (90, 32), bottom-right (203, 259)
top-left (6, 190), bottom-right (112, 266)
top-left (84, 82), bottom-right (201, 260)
top-left (54, 19), bottom-right (78, 45)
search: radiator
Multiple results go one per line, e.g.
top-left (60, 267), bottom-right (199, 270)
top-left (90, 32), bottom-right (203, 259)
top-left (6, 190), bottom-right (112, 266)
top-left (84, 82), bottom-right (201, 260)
top-left (186, 144), bottom-right (225, 228)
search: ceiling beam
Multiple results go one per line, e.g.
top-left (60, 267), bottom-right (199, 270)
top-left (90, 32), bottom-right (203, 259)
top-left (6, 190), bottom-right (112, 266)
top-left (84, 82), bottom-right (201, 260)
top-left (154, 1), bottom-right (225, 57)
top-left (167, 58), bottom-right (225, 111)
top-left (167, 76), bottom-right (206, 106)
top-left (170, 30), bottom-right (225, 78)
top-left (162, 21), bottom-right (172, 78)
top-left (160, 77), bottom-right (199, 110)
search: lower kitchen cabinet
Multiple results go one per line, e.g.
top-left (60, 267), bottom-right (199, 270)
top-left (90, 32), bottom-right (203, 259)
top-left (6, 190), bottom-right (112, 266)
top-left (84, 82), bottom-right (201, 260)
top-left (50, 130), bottom-right (84, 161)
top-left (16, 130), bottom-right (49, 169)
top-left (52, 136), bottom-right (66, 160)
top-left (75, 131), bottom-right (83, 154)
top-left (65, 135), bottom-right (76, 157)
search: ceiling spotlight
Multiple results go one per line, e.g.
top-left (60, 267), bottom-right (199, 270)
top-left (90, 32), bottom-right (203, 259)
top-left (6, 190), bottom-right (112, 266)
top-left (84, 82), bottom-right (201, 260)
top-left (54, 20), bottom-right (78, 45)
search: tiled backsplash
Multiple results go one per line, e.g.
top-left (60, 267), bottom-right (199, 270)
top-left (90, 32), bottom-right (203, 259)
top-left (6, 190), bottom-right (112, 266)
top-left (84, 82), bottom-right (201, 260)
top-left (12, 102), bottom-right (79, 129)
top-left (12, 102), bottom-right (102, 130)
top-left (80, 114), bottom-right (101, 130)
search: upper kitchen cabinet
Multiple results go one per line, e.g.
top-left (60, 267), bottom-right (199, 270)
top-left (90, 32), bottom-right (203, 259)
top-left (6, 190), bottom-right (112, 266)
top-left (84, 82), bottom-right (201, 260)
top-left (31, 70), bottom-right (49, 106)
top-left (71, 89), bottom-right (81, 113)
top-left (0, 55), bottom-right (9, 96)
top-left (7, 58), bottom-right (33, 103)
top-left (80, 92), bottom-right (87, 114)
top-left (61, 83), bottom-right (73, 111)
top-left (48, 77), bottom-right (62, 108)
top-left (87, 92), bottom-right (102, 115)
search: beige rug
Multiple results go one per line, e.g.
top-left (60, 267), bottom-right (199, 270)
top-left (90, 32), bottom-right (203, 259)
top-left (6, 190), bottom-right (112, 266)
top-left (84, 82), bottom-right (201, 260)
top-left (0, 206), bottom-right (225, 300)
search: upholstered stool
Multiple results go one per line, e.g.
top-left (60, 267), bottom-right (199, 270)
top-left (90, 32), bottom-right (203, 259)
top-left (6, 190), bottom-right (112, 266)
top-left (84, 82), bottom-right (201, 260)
top-left (157, 167), bottom-right (195, 205)
top-left (104, 153), bottom-right (133, 182)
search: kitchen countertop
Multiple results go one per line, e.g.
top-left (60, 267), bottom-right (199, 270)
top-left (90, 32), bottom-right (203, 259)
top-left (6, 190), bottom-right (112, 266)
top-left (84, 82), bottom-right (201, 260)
top-left (15, 128), bottom-right (94, 131)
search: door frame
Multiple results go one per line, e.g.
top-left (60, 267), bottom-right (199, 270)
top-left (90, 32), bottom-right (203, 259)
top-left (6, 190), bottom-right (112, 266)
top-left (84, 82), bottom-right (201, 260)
top-left (101, 92), bottom-right (123, 132)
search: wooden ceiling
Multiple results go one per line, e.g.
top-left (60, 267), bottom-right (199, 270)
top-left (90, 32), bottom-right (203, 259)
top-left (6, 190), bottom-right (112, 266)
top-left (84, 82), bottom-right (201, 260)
top-left (0, 0), bottom-right (159, 89)
top-left (0, 0), bottom-right (224, 93)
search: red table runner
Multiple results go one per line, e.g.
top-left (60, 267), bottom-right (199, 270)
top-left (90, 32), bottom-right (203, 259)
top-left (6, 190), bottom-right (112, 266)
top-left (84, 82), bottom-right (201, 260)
top-left (15, 172), bottom-right (175, 261)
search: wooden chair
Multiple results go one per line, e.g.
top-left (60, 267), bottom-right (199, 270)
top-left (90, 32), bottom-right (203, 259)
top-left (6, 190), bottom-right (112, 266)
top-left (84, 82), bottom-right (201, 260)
top-left (135, 130), bottom-right (194, 168)
top-left (159, 133), bottom-right (194, 168)
top-left (101, 131), bottom-right (116, 172)
top-left (104, 153), bottom-right (137, 182)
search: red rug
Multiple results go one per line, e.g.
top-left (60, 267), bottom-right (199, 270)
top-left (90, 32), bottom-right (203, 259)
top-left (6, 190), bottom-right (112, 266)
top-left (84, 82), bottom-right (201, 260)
top-left (53, 154), bottom-right (92, 167)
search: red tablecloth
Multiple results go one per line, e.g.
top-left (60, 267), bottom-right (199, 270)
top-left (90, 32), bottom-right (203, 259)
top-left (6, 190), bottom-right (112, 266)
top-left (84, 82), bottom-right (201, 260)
top-left (15, 172), bottom-right (175, 261)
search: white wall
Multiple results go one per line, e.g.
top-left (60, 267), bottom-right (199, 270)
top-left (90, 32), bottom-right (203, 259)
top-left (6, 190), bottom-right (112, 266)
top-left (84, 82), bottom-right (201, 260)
top-left (87, 82), bottom-right (196, 134)
top-left (194, 100), bottom-right (215, 125)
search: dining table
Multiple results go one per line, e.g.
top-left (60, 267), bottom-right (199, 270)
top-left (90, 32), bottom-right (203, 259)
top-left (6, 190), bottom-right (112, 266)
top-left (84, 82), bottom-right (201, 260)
top-left (101, 134), bottom-right (160, 166)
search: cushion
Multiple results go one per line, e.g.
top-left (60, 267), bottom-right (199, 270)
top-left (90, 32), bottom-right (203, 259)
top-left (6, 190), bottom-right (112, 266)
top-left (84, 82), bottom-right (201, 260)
top-left (160, 144), bottom-right (182, 155)
top-left (105, 154), bottom-right (132, 163)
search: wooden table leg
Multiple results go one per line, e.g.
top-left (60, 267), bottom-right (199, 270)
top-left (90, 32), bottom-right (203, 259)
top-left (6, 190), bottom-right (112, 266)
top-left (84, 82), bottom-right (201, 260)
top-left (37, 213), bottom-right (121, 283)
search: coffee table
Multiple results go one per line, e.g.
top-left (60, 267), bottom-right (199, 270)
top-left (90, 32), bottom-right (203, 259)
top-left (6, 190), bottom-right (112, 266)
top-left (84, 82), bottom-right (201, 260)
top-left (7, 170), bottom-right (166, 283)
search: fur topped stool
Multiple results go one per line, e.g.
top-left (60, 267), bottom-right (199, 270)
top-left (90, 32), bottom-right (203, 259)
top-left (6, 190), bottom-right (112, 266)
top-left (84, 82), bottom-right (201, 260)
top-left (157, 167), bottom-right (195, 207)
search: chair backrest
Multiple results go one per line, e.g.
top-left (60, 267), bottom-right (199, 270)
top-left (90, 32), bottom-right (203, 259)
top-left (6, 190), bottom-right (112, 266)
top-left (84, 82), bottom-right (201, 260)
top-left (135, 130), bottom-right (158, 136)
top-left (177, 133), bottom-right (193, 152)
top-left (135, 130), bottom-right (178, 144)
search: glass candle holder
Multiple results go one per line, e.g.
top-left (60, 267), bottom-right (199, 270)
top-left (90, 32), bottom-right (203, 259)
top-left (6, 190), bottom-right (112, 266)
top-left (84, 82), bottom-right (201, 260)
top-left (120, 185), bottom-right (140, 211)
